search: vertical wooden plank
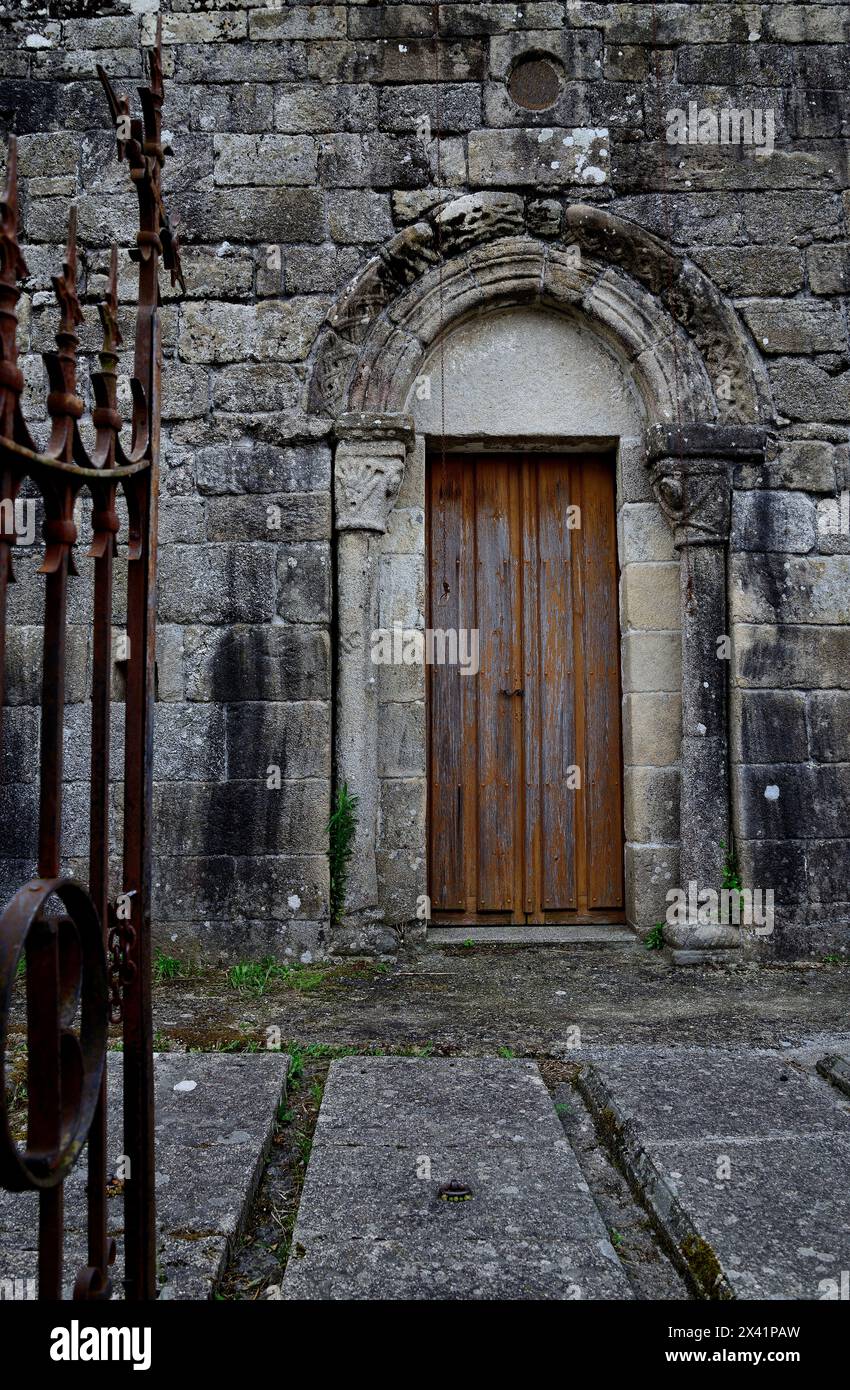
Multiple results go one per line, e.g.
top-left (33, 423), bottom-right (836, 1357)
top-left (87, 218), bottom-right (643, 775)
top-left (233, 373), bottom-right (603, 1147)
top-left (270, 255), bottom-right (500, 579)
top-left (475, 456), bottom-right (517, 911)
top-left (428, 456), bottom-right (465, 909)
top-left (521, 457), bottom-right (541, 916)
top-left (579, 455), bottom-right (625, 908)
top-left (537, 458), bottom-right (578, 911)
top-left (460, 459), bottom-right (479, 917)
top-left (508, 458), bottom-right (525, 923)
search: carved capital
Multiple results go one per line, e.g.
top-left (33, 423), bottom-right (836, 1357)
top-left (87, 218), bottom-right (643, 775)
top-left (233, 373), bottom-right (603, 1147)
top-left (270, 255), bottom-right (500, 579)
top-left (650, 456), bottom-right (731, 548)
top-left (647, 423), bottom-right (768, 549)
top-left (334, 412), bottom-right (414, 533)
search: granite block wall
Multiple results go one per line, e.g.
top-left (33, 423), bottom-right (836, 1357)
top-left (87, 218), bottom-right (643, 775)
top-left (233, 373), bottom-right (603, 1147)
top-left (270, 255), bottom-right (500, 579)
top-left (1, 1), bottom-right (848, 958)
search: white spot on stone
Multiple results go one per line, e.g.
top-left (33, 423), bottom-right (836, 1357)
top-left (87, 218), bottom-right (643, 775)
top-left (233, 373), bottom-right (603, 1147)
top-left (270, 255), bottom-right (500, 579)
top-left (537, 128), bottom-right (554, 142)
top-left (173, 1080), bottom-right (197, 1093)
top-left (581, 166), bottom-right (607, 184)
top-left (25, 34), bottom-right (53, 49)
top-left (287, 893), bottom-right (301, 911)
top-left (764, 784), bottom-right (780, 801)
top-left (696, 722), bottom-right (707, 736)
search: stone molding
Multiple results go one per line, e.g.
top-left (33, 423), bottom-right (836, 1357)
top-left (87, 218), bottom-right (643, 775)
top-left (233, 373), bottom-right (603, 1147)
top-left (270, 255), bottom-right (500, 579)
top-left (309, 197), bottom-right (774, 428)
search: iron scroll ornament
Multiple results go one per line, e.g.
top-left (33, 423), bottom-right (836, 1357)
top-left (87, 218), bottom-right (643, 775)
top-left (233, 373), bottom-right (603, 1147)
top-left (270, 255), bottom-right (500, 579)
top-left (0, 878), bottom-right (109, 1193)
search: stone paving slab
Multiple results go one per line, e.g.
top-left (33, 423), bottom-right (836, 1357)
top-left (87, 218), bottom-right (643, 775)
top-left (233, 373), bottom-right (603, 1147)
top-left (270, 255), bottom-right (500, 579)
top-left (291, 1141), bottom-right (608, 1244)
top-left (583, 1049), bottom-right (850, 1142)
top-left (579, 1047), bottom-right (850, 1300)
top-left (283, 1057), bottom-right (632, 1300)
top-left (313, 1054), bottom-right (565, 1147)
top-left (0, 1052), bottom-right (288, 1300)
top-left (283, 1236), bottom-right (631, 1301)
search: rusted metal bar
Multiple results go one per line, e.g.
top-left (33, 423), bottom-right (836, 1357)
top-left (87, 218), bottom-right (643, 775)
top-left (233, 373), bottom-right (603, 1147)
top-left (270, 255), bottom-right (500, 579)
top-left (0, 14), bottom-right (184, 1302)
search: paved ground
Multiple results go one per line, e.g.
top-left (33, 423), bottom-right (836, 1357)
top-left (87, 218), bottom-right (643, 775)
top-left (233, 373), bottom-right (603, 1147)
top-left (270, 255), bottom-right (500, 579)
top-left (579, 1044), bottom-right (850, 1301)
top-left (0, 1053), bottom-right (287, 1300)
top-left (4, 944), bottom-right (849, 1300)
top-left (152, 942), bottom-right (850, 1052)
top-left (282, 1057), bottom-right (632, 1300)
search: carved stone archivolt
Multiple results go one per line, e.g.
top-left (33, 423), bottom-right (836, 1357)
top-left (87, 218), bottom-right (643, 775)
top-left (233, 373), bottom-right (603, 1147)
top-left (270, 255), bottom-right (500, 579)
top-left (308, 196), bottom-right (774, 429)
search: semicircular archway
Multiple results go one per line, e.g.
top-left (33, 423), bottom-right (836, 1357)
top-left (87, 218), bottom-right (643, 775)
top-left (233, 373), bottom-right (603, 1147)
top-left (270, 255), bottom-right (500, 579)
top-left (317, 196), bottom-right (774, 963)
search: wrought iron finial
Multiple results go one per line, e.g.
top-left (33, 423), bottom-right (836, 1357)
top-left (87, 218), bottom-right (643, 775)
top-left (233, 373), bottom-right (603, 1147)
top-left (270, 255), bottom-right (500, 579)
top-left (98, 244), bottom-right (123, 357)
top-left (0, 137), bottom-right (28, 285)
top-left (51, 205), bottom-right (84, 340)
top-left (148, 13), bottom-right (164, 101)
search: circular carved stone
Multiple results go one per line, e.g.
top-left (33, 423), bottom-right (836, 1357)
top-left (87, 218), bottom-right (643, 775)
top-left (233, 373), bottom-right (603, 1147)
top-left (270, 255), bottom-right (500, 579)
top-left (507, 54), bottom-right (564, 111)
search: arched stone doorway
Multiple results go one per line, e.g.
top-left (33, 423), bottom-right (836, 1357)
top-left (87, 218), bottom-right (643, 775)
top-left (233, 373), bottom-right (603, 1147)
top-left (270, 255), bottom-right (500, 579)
top-left (309, 196), bottom-right (774, 961)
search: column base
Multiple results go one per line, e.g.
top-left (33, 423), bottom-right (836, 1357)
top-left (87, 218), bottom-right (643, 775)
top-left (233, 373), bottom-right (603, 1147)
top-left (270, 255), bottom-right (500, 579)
top-left (668, 947), bottom-right (743, 966)
top-left (663, 921), bottom-right (741, 952)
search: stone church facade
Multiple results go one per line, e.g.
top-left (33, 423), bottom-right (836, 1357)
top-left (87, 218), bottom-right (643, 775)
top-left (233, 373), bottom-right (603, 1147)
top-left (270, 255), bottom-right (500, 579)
top-left (1, 2), bottom-right (848, 964)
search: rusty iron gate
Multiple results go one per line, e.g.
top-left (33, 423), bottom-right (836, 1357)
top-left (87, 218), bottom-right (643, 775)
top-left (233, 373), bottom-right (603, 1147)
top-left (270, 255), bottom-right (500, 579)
top-left (0, 23), bottom-right (183, 1300)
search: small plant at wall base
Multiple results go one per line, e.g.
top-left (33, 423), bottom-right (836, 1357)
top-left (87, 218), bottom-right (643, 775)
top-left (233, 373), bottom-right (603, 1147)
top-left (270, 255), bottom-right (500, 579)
top-left (645, 923), bottom-right (665, 950)
top-left (720, 839), bottom-right (745, 915)
top-left (328, 783), bottom-right (359, 926)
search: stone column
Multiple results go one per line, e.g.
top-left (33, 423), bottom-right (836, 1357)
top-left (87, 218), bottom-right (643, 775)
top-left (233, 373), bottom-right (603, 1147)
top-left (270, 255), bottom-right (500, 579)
top-left (647, 424), bottom-right (767, 962)
top-left (333, 412), bottom-right (415, 933)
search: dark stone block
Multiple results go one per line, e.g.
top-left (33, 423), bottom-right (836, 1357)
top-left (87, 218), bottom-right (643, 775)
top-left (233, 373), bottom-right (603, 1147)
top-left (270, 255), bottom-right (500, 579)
top-left (153, 780), bottom-right (328, 858)
top-left (735, 691), bottom-right (808, 764)
top-left (224, 702), bottom-right (330, 780)
top-left (187, 626), bottom-right (329, 704)
top-left (808, 692), bottom-right (850, 762)
top-left (738, 838), bottom-right (808, 906)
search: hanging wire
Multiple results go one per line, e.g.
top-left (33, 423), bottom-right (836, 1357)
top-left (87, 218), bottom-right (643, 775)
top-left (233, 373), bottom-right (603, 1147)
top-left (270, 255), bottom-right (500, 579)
top-left (649, 2), bottom-right (692, 598)
top-left (431, 2), bottom-right (449, 605)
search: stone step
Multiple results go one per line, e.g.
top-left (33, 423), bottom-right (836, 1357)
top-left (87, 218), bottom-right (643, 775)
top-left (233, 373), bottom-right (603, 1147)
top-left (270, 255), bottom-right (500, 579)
top-left (282, 1056), bottom-right (633, 1300)
top-left (0, 1051), bottom-right (288, 1300)
top-left (578, 1046), bottom-right (850, 1300)
top-left (427, 924), bottom-right (638, 946)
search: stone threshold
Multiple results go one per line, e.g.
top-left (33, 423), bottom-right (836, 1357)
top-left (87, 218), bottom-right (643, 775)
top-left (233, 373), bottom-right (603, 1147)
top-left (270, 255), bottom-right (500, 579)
top-left (427, 924), bottom-right (639, 946)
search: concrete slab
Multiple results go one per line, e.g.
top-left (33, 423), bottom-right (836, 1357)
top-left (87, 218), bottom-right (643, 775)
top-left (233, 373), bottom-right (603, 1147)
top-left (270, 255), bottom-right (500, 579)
top-left (0, 1051), bottom-right (288, 1300)
top-left (579, 1047), bottom-right (850, 1300)
top-left (283, 1057), bottom-right (633, 1300)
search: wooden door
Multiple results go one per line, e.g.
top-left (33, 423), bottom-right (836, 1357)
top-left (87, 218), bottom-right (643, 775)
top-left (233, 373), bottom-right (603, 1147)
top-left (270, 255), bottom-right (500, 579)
top-left (428, 452), bottom-right (624, 925)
